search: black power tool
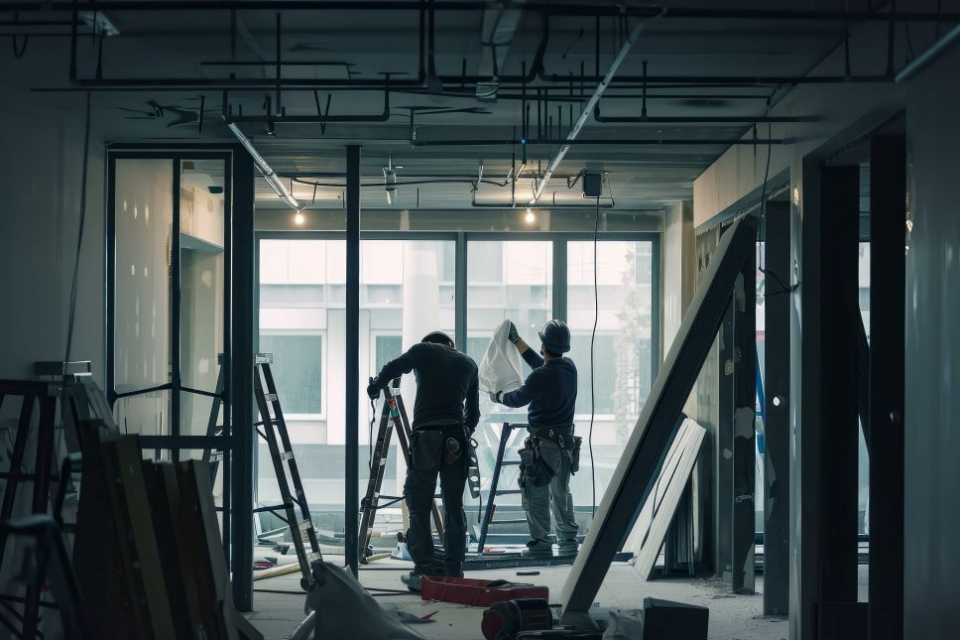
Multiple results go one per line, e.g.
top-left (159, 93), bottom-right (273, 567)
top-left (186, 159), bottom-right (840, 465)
top-left (482, 599), bottom-right (552, 640)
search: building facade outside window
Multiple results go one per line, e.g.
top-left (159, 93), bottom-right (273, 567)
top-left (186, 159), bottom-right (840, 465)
top-left (257, 235), bottom-right (657, 538)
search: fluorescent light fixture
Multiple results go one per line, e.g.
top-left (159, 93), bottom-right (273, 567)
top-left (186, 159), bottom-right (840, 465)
top-left (226, 122), bottom-right (300, 210)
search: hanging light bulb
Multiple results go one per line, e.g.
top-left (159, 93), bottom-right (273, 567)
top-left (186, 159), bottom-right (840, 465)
top-left (294, 211), bottom-right (305, 226)
top-left (525, 208), bottom-right (536, 224)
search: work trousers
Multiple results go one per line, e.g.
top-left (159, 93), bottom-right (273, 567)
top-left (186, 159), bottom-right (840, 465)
top-left (521, 437), bottom-right (579, 546)
top-left (403, 425), bottom-right (468, 577)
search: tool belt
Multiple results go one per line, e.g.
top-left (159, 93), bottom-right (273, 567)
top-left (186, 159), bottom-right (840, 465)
top-left (411, 422), bottom-right (464, 471)
top-left (526, 425), bottom-right (582, 476)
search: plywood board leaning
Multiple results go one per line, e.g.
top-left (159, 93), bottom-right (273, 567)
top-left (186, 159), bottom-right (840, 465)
top-left (623, 418), bottom-right (706, 579)
top-left (105, 436), bottom-right (177, 639)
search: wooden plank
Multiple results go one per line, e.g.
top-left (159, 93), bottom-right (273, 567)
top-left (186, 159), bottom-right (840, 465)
top-left (107, 437), bottom-right (177, 639)
top-left (177, 459), bottom-right (240, 640)
top-left (73, 429), bottom-right (148, 639)
top-left (142, 461), bottom-right (204, 638)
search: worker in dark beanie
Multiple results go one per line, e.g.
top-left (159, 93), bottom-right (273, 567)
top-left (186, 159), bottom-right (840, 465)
top-left (367, 331), bottom-right (480, 591)
top-left (490, 319), bottom-right (580, 557)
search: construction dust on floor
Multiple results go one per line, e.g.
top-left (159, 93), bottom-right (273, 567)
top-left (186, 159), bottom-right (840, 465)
top-left (245, 557), bottom-right (791, 640)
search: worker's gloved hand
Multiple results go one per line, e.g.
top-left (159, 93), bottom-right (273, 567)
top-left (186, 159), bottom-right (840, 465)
top-left (366, 377), bottom-right (381, 401)
top-left (488, 390), bottom-right (503, 404)
top-left (507, 321), bottom-right (520, 344)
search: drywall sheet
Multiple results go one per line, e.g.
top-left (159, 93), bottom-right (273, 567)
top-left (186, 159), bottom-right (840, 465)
top-left (623, 418), bottom-right (706, 579)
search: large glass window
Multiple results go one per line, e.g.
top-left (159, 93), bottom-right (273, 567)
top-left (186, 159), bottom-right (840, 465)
top-left (566, 241), bottom-right (655, 511)
top-left (256, 234), bottom-right (659, 545)
top-left (258, 239), bottom-right (343, 526)
top-left (257, 238), bottom-right (456, 541)
top-left (467, 240), bottom-right (552, 516)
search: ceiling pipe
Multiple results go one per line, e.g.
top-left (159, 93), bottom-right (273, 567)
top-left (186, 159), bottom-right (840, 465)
top-left (410, 137), bottom-right (790, 147)
top-left (223, 83), bottom-right (391, 125)
top-left (592, 102), bottom-right (818, 123)
top-left (529, 12), bottom-right (663, 205)
top-left (7, 2), bottom-right (959, 21)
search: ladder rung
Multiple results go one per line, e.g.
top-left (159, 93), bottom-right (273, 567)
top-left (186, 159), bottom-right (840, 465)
top-left (253, 503), bottom-right (292, 514)
top-left (263, 393), bottom-right (279, 402)
top-left (256, 353), bottom-right (274, 364)
top-left (280, 451), bottom-right (294, 461)
top-left (501, 460), bottom-right (521, 466)
top-left (495, 489), bottom-right (522, 496)
top-left (490, 519), bottom-right (527, 525)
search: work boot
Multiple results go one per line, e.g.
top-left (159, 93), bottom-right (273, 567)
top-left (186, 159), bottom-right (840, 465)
top-left (557, 542), bottom-right (578, 556)
top-left (523, 540), bottom-right (553, 558)
top-left (444, 561), bottom-right (464, 579)
top-left (400, 571), bottom-right (423, 592)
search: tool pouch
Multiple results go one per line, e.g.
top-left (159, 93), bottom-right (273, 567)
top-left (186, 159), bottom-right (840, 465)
top-left (570, 436), bottom-right (583, 474)
top-left (518, 437), bottom-right (555, 488)
top-left (411, 429), bottom-right (444, 471)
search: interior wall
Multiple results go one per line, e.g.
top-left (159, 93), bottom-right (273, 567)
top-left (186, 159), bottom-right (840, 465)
top-left (0, 92), bottom-right (105, 390)
top-left (690, 10), bottom-right (956, 228)
top-left (903, 41), bottom-right (960, 640)
top-left (662, 201), bottom-right (696, 355)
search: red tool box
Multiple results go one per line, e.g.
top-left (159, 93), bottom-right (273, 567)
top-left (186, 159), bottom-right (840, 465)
top-left (420, 577), bottom-right (549, 607)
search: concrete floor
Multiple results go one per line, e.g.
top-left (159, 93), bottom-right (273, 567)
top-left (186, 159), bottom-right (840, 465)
top-left (245, 555), bottom-right (812, 640)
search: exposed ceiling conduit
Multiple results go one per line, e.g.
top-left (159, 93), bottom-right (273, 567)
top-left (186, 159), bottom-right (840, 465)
top-left (529, 11), bottom-right (662, 204)
top-left (5, 2), bottom-right (959, 21)
top-left (409, 137), bottom-right (790, 147)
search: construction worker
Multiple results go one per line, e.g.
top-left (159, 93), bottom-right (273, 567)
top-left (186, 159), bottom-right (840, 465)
top-left (490, 319), bottom-right (580, 557)
top-left (366, 331), bottom-right (480, 591)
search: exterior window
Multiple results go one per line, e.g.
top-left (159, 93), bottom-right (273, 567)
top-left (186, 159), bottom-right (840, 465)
top-left (566, 240), bottom-right (655, 508)
top-left (259, 334), bottom-right (323, 415)
top-left (375, 334), bottom-right (403, 372)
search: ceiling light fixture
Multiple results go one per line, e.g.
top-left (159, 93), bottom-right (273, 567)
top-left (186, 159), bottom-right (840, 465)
top-left (294, 211), bottom-right (305, 226)
top-left (525, 208), bottom-right (536, 224)
top-left (226, 122), bottom-right (300, 210)
top-left (384, 154), bottom-right (402, 205)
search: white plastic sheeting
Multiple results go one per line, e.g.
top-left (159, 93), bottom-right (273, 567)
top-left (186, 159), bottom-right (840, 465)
top-left (477, 320), bottom-right (525, 393)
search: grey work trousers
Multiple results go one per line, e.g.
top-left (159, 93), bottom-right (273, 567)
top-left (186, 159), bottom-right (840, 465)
top-left (404, 425), bottom-right (468, 577)
top-left (521, 437), bottom-right (579, 546)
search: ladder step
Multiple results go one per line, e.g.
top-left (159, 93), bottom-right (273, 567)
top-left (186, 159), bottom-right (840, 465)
top-left (256, 353), bottom-right (274, 364)
top-left (490, 519), bottom-right (527, 525)
top-left (280, 451), bottom-right (294, 461)
top-left (495, 489), bottom-right (522, 496)
top-left (501, 460), bottom-right (521, 466)
top-left (253, 503), bottom-right (292, 514)
top-left (263, 393), bottom-right (279, 402)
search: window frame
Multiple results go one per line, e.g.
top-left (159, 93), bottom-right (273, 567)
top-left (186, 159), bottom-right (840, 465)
top-left (258, 329), bottom-right (327, 421)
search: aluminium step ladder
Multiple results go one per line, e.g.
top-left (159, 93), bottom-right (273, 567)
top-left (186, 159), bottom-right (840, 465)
top-left (201, 354), bottom-right (226, 485)
top-left (475, 422), bottom-right (527, 554)
top-left (254, 353), bottom-right (323, 590)
top-left (358, 381), bottom-right (444, 564)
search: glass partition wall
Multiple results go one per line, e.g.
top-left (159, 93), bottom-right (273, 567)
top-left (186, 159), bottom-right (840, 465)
top-left (108, 151), bottom-right (235, 542)
top-left (256, 232), bottom-right (659, 547)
